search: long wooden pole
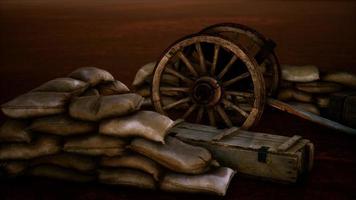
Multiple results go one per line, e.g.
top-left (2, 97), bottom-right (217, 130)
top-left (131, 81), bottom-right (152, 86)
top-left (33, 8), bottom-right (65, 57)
top-left (267, 98), bottom-right (356, 136)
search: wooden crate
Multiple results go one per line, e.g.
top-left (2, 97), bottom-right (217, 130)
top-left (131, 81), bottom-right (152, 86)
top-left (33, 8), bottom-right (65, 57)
top-left (170, 122), bottom-right (314, 183)
top-left (327, 91), bottom-right (356, 128)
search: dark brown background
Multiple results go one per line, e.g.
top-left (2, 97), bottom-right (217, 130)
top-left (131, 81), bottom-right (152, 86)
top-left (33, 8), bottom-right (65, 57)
top-left (0, 0), bottom-right (355, 199)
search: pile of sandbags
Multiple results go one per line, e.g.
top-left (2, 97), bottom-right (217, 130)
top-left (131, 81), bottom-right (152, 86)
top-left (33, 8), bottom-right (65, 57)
top-left (131, 62), bottom-right (184, 109)
top-left (278, 65), bottom-right (356, 118)
top-left (131, 62), bottom-right (156, 107)
top-left (0, 67), bottom-right (235, 196)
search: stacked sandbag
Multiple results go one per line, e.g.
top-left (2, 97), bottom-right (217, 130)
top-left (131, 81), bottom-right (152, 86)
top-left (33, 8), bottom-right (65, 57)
top-left (98, 112), bottom-right (235, 196)
top-left (132, 62), bottom-right (184, 109)
top-left (131, 62), bottom-right (156, 102)
top-left (0, 66), bottom-right (235, 196)
top-left (278, 65), bottom-right (356, 120)
top-left (0, 67), bottom-right (138, 181)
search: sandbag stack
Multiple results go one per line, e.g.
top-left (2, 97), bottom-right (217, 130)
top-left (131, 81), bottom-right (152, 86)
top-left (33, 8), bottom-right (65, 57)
top-left (98, 112), bottom-right (235, 195)
top-left (0, 67), bottom-right (235, 196)
top-left (131, 62), bottom-right (184, 109)
top-left (278, 65), bottom-right (356, 121)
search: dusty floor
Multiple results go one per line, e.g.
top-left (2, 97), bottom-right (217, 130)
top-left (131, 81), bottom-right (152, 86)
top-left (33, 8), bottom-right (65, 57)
top-left (0, 0), bottom-right (356, 199)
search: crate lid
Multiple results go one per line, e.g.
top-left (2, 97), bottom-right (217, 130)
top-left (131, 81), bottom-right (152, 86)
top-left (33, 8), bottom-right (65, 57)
top-left (171, 122), bottom-right (306, 153)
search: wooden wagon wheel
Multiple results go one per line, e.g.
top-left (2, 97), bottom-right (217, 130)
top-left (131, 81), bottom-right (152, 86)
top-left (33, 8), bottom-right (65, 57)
top-left (200, 23), bottom-right (280, 96)
top-left (151, 34), bottom-right (266, 129)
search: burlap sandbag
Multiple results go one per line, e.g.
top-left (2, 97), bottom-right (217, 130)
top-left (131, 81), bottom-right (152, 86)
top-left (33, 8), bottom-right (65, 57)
top-left (135, 85), bottom-right (151, 97)
top-left (161, 75), bottom-right (180, 86)
top-left (129, 136), bottom-right (212, 174)
top-left (288, 102), bottom-right (320, 115)
top-left (29, 115), bottom-right (96, 136)
top-left (160, 167), bottom-right (235, 196)
top-left (140, 97), bottom-right (189, 109)
top-left (132, 62), bottom-right (156, 88)
top-left (97, 80), bottom-right (130, 95)
top-left (1, 92), bottom-right (70, 118)
top-left (68, 67), bottom-right (115, 86)
top-left (98, 168), bottom-right (156, 189)
top-left (100, 111), bottom-right (178, 143)
top-left (280, 80), bottom-right (295, 88)
top-left (1, 161), bottom-right (28, 176)
top-left (27, 165), bottom-right (95, 182)
top-left (63, 135), bottom-right (127, 157)
top-left (135, 85), bottom-right (181, 97)
top-left (161, 96), bottom-right (189, 109)
top-left (100, 154), bottom-right (162, 181)
top-left (81, 88), bottom-right (100, 96)
top-left (141, 97), bottom-right (152, 108)
top-left (322, 71), bottom-right (356, 89)
top-left (31, 153), bottom-right (96, 172)
top-left (0, 120), bottom-right (31, 143)
top-left (69, 93), bottom-right (143, 121)
top-left (316, 96), bottom-right (330, 108)
top-left (277, 88), bottom-right (313, 102)
top-left (295, 81), bottom-right (343, 94)
top-left (281, 65), bottom-right (319, 82)
top-left (0, 136), bottom-right (61, 160)
top-left (32, 77), bottom-right (89, 95)
top-left (132, 62), bottom-right (179, 88)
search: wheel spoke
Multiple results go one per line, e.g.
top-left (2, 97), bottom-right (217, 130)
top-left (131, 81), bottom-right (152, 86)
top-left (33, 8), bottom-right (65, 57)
top-left (196, 106), bottom-right (204, 123)
top-left (195, 43), bottom-right (207, 74)
top-left (211, 44), bottom-right (220, 75)
top-left (225, 91), bottom-right (254, 98)
top-left (182, 104), bottom-right (198, 119)
top-left (165, 67), bottom-right (194, 84)
top-left (258, 60), bottom-right (268, 74)
top-left (208, 108), bottom-right (216, 126)
top-left (222, 72), bottom-right (250, 87)
top-left (217, 55), bottom-right (237, 79)
top-left (222, 99), bottom-right (249, 118)
top-left (216, 105), bottom-right (233, 127)
top-left (160, 87), bottom-right (190, 93)
top-left (163, 97), bottom-right (190, 110)
top-left (177, 51), bottom-right (199, 77)
top-left (241, 104), bottom-right (252, 112)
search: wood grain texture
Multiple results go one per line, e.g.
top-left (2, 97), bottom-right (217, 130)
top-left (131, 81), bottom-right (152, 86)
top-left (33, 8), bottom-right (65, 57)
top-left (172, 122), bottom-right (313, 183)
top-left (0, 0), bottom-right (356, 199)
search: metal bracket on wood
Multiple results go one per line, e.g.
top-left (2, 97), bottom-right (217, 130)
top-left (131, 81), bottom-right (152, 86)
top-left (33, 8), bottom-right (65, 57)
top-left (258, 146), bottom-right (270, 163)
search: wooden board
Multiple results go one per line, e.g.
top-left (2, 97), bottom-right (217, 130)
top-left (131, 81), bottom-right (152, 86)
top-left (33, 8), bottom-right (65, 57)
top-left (267, 98), bottom-right (356, 136)
top-left (326, 91), bottom-right (356, 128)
top-left (170, 122), bottom-right (314, 183)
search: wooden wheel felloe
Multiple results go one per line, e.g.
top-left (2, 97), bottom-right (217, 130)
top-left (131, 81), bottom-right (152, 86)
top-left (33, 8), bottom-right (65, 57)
top-left (200, 23), bottom-right (280, 96)
top-left (151, 34), bottom-right (266, 129)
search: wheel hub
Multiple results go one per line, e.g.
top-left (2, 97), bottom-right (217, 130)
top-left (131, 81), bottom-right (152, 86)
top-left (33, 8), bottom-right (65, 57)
top-left (192, 77), bottom-right (222, 106)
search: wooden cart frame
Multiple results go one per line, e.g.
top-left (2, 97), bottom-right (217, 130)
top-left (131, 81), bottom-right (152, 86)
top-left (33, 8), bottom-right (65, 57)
top-left (151, 23), bottom-right (356, 135)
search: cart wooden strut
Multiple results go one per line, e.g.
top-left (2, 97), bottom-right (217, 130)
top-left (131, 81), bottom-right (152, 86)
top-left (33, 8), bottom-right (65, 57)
top-left (150, 23), bottom-right (356, 136)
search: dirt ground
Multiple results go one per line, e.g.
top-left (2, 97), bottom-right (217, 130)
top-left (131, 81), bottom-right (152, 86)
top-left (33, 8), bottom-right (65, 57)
top-left (0, 0), bottom-right (356, 199)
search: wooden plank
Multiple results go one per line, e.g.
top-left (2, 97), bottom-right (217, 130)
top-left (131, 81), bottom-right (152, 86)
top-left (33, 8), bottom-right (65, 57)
top-left (172, 130), bottom-right (287, 147)
top-left (175, 122), bottom-right (219, 133)
top-left (177, 138), bottom-right (300, 183)
top-left (286, 139), bottom-right (310, 154)
top-left (172, 122), bottom-right (288, 143)
top-left (212, 127), bottom-right (240, 141)
top-left (172, 127), bottom-right (286, 146)
top-left (173, 126), bottom-right (297, 152)
top-left (267, 98), bottom-right (356, 136)
top-left (277, 135), bottom-right (302, 152)
top-left (306, 142), bottom-right (315, 172)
